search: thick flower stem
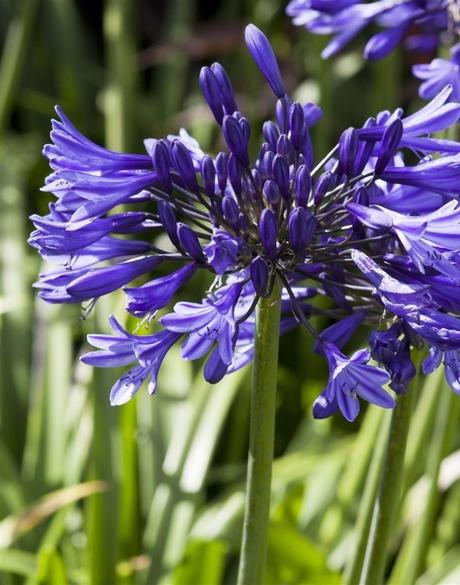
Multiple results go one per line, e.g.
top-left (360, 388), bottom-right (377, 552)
top-left (237, 275), bottom-right (282, 585)
top-left (359, 386), bottom-right (416, 585)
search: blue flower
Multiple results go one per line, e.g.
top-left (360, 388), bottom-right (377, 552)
top-left (423, 347), bottom-right (460, 394)
top-left (287, 0), bottom-right (453, 60)
top-left (160, 283), bottom-right (242, 366)
top-left (30, 23), bottom-right (460, 419)
top-left (351, 250), bottom-right (460, 350)
top-left (413, 44), bottom-right (460, 102)
top-left (348, 200), bottom-right (460, 281)
top-left (370, 324), bottom-right (416, 394)
top-left (82, 316), bottom-right (180, 405)
top-left (313, 343), bottom-right (394, 422)
top-left (204, 230), bottom-right (244, 274)
top-left (125, 263), bottom-right (198, 317)
top-left (244, 24), bottom-right (286, 98)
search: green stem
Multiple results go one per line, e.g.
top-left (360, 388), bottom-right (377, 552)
top-left (359, 384), bottom-right (416, 585)
top-left (344, 410), bottom-right (391, 585)
top-left (402, 366), bottom-right (444, 498)
top-left (389, 388), bottom-right (458, 585)
top-left (320, 406), bottom-right (384, 546)
top-left (237, 276), bottom-right (282, 585)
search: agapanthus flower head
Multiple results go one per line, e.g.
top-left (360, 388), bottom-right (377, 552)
top-left (31, 24), bottom-right (460, 420)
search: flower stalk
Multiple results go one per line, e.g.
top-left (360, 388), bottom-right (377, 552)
top-left (359, 360), bottom-right (420, 585)
top-left (237, 275), bottom-right (282, 585)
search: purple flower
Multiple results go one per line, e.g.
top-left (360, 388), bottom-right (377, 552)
top-left (40, 108), bottom-right (159, 240)
top-left (313, 310), bottom-right (366, 355)
top-left (413, 44), bottom-right (460, 102)
top-left (424, 347), bottom-right (460, 394)
top-left (160, 283), bottom-right (242, 366)
top-left (370, 324), bottom-right (416, 394)
top-left (245, 24), bottom-right (286, 98)
top-left (82, 315), bottom-right (180, 405)
top-left (357, 86), bottom-right (460, 154)
top-left (287, 0), bottom-right (451, 60)
top-left (204, 230), bottom-right (242, 274)
top-left (440, 349), bottom-right (460, 393)
top-left (125, 263), bottom-right (198, 317)
top-left (313, 343), bottom-right (394, 422)
top-left (348, 201), bottom-right (460, 280)
top-left (30, 23), bottom-right (460, 418)
top-left (351, 250), bottom-right (460, 350)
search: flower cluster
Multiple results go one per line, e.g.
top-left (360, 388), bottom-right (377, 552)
top-left (287, 1), bottom-right (460, 101)
top-left (30, 24), bottom-right (460, 421)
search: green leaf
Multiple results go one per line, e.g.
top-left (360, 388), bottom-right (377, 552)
top-left (267, 520), bottom-right (341, 585)
top-left (172, 539), bottom-right (227, 585)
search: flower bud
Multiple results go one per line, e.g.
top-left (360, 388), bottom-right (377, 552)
top-left (199, 67), bottom-right (225, 125)
top-left (222, 196), bottom-right (240, 226)
top-left (289, 102), bottom-right (305, 150)
top-left (151, 139), bottom-right (172, 193)
top-left (353, 117), bottom-right (377, 175)
top-left (158, 201), bottom-right (180, 248)
top-left (201, 155), bottom-right (216, 197)
top-left (263, 121), bottom-right (280, 151)
top-left (245, 24), bottom-right (286, 98)
top-left (314, 171), bottom-right (335, 205)
top-left (304, 103), bottom-right (323, 127)
top-left (210, 62), bottom-right (238, 115)
top-left (250, 256), bottom-right (270, 297)
top-left (228, 154), bottom-right (243, 195)
top-left (263, 179), bottom-right (282, 207)
top-left (272, 154), bottom-right (290, 198)
top-left (177, 223), bottom-right (204, 262)
top-left (171, 140), bottom-right (199, 192)
top-left (338, 127), bottom-right (358, 177)
top-left (259, 209), bottom-right (278, 260)
top-left (215, 152), bottom-right (228, 192)
top-left (288, 207), bottom-right (317, 254)
top-left (375, 118), bottom-right (403, 175)
top-left (295, 164), bottom-right (311, 207)
top-left (222, 115), bottom-right (250, 167)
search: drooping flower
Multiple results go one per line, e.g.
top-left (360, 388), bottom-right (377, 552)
top-left (370, 323), bottom-right (416, 394)
top-left (30, 23), bottom-right (460, 420)
top-left (423, 346), bottom-right (460, 394)
top-left (413, 44), bottom-right (460, 102)
top-left (81, 315), bottom-right (180, 405)
top-left (348, 200), bottom-right (460, 280)
top-left (286, 0), bottom-right (460, 102)
top-left (313, 343), bottom-right (394, 422)
top-left (160, 283), bottom-right (242, 367)
top-left (287, 0), bottom-right (457, 61)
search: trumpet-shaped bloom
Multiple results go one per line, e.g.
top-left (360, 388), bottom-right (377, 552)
top-left (313, 343), bottom-right (394, 422)
top-left (413, 44), bottom-right (460, 102)
top-left (287, 0), bottom-right (453, 61)
top-left (287, 1), bottom-right (460, 101)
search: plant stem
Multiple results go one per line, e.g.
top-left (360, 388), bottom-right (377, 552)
top-left (389, 387), bottom-right (458, 585)
top-left (345, 410), bottom-right (391, 585)
top-left (359, 376), bottom-right (417, 585)
top-left (237, 276), bottom-right (282, 585)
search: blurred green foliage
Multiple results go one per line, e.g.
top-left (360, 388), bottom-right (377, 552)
top-left (0, 1), bottom-right (460, 584)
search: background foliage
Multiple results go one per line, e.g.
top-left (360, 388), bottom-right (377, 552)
top-left (0, 1), bottom-right (458, 584)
